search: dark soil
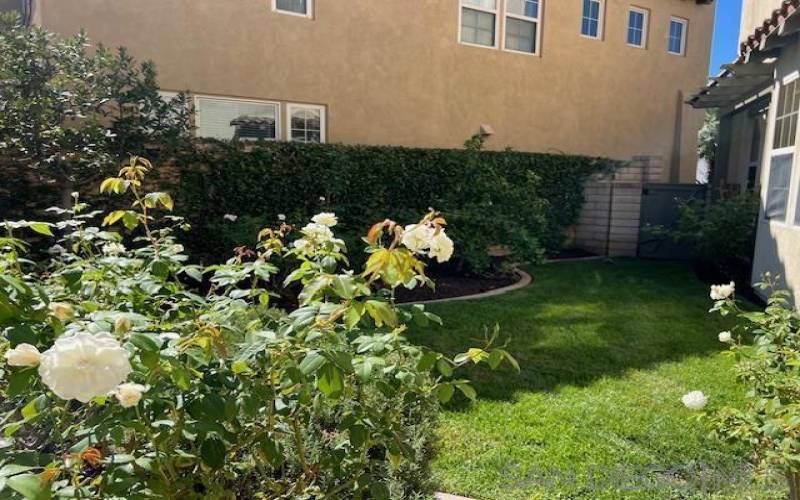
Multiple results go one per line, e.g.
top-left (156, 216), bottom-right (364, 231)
top-left (548, 248), bottom-right (599, 260)
top-left (394, 273), bottom-right (519, 304)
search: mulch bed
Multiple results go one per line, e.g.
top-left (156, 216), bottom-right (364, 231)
top-left (394, 273), bottom-right (518, 304)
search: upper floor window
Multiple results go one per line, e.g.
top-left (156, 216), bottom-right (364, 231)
top-left (195, 96), bottom-right (279, 141)
top-left (627, 7), bottom-right (648, 48)
top-left (460, 0), bottom-right (499, 48)
top-left (504, 0), bottom-right (540, 54)
top-left (667, 17), bottom-right (687, 55)
top-left (287, 104), bottom-right (326, 143)
top-left (581, 0), bottom-right (603, 39)
top-left (273, 0), bottom-right (312, 18)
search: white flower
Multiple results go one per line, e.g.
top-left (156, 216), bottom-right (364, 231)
top-left (710, 282), bottom-right (735, 301)
top-left (39, 332), bottom-right (132, 403)
top-left (223, 214), bottom-right (238, 222)
top-left (319, 196), bottom-right (326, 202)
top-left (293, 238), bottom-right (310, 251)
top-left (428, 230), bottom-right (455, 263)
top-left (301, 223), bottom-right (334, 244)
top-left (718, 331), bottom-right (732, 343)
top-left (278, 213), bottom-right (286, 221)
top-left (401, 224), bottom-right (435, 253)
top-left (49, 302), bottom-right (74, 321)
top-left (4, 344), bottom-right (42, 367)
top-left (681, 391), bottom-right (708, 411)
top-left (113, 383), bottom-right (147, 408)
top-left (170, 244), bottom-right (184, 254)
top-left (102, 242), bottom-right (126, 256)
top-left (311, 212), bottom-right (338, 227)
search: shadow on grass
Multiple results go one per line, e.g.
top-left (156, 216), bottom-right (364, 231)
top-left (406, 258), bottom-right (739, 407)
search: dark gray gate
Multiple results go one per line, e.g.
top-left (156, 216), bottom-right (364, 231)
top-left (638, 183), bottom-right (707, 259)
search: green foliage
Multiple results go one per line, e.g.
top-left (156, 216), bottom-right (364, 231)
top-left (698, 110), bottom-right (720, 166)
top-left (0, 12), bottom-right (190, 209)
top-left (656, 193), bottom-right (759, 281)
top-left (176, 142), bottom-right (611, 273)
top-left (0, 158), bottom-right (517, 499)
top-left (706, 276), bottom-right (800, 498)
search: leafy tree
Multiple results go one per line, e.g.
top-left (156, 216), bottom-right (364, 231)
top-left (0, 12), bottom-right (190, 207)
top-left (698, 110), bottom-right (720, 183)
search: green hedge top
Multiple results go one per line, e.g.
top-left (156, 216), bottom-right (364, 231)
top-left (175, 142), bottom-right (614, 272)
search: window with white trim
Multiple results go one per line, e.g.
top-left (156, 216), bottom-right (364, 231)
top-left (581, 0), bottom-right (602, 39)
top-left (194, 96), bottom-right (279, 141)
top-left (627, 7), bottom-right (648, 48)
top-left (273, 0), bottom-right (312, 17)
top-left (504, 0), bottom-right (540, 54)
top-left (287, 104), bottom-right (326, 143)
top-left (460, 0), bottom-right (498, 48)
top-left (766, 80), bottom-right (800, 221)
top-left (667, 17), bottom-right (687, 55)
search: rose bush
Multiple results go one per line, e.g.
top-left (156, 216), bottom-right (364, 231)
top-left (683, 277), bottom-right (800, 499)
top-left (0, 157), bottom-right (517, 498)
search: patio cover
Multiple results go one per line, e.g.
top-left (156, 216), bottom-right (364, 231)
top-left (689, 0), bottom-right (800, 109)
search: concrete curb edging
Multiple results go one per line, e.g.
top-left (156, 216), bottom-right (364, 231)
top-left (408, 268), bottom-right (532, 305)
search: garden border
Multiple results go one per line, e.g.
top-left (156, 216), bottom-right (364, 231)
top-left (408, 268), bottom-right (532, 305)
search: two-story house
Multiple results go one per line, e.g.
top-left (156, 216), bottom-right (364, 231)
top-left (6, 0), bottom-right (714, 182)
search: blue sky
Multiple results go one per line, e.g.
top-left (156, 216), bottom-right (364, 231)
top-left (709, 0), bottom-right (744, 74)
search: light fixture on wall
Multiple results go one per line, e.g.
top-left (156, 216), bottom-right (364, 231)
top-left (479, 124), bottom-right (495, 138)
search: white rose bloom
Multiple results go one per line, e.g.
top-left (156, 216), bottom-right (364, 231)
top-left (293, 238), bottom-right (310, 251)
top-left (312, 212), bottom-right (338, 227)
top-left (102, 242), bottom-right (126, 256)
top-left (278, 213), bottom-right (287, 221)
top-left (302, 223), bottom-right (334, 243)
top-left (401, 224), bottom-right (435, 253)
top-left (428, 230), bottom-right (455, 263)
top-left (710, 282), bottom-right (735, 301)
top-left (39, 332), bottom-right (132, 403)
top-left (718, 331), bottom-right (733, 343)
top-left (223, 214), bottom-right (238, 222)
top-left (4, 344), bottom-right (42, 367)
top-left (113, 383), bottom-right (147, 408)
top-left (681, 391), bottom-right (708, 411)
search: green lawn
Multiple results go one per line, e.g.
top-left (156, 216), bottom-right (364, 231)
top-left (408, 259), bottom-right (783, 499)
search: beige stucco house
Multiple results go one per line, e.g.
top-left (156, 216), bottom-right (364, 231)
top-left (3, 0), bottom-right (716, 183)
top-left (692, 0), bottom-right (800, 305)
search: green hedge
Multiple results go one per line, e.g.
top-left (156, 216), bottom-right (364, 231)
top-left (175, 142), bottom-right (613, 272)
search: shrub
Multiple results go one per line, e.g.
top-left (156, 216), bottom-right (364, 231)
top-left (0, 157), bottom-right (517, 499)
top-left (683, 278), bottom-right (800, 499)
top-left (176, 142), bottom-right (611, 273)
top-left (662, 193), bottom-right (759, 282)
top-left (0, 13), bottom-right (191, 210)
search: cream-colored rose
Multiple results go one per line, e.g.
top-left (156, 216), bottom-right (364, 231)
top-left (681, 391), bottom-right (708, 411)
top-left (428, 230), bottom-right (455, 263)
top-left (113, 383), bottom-right (147, 408)
top-left (311, 212), bottom-right (338, 227)
top-left (301, 222), bottom-right (334, 243)
top-left (401, 224), bottom-right (435, 254)
top-left (4, 344), bottom-right (42, 367)
top-left (710, 282), bottom-right (735, 301)
top-left (49, 302), bottom-right (74, 321)
top-left (718, 331), bottom-right (732, 343)
top-left (39, 332), bottom-right (132, 403)
top-left (114, 315), bottom-right (133, 334)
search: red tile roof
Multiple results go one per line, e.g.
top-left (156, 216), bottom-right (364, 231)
top-left (739, 0), bottom-right (800, 63)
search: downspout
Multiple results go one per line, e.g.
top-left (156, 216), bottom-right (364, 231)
top-left (669, 90), bottom-right (685, 183)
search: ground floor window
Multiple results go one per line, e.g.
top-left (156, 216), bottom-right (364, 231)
top-left (273, 0), bottom-right (312, 17)
top-left (195, 96), bottom-right (279, 141)
top-left (765, 153), bottom-right (794, 221)
top-left (287, 103), bottom-right (326, 143)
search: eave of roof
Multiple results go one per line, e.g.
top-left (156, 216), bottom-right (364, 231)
top-left (689, 0), bottom-right (800, 109)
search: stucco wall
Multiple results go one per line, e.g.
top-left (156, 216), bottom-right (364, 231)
top-left (740, 0), bottom-right (782, 42)
top-left (752, 40), bottom-right (800, 306)
top-left (35, 0), bottom-right (713, 182)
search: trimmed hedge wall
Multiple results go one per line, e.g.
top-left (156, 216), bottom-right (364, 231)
top-left (175, 142), bottom-right (614, 272)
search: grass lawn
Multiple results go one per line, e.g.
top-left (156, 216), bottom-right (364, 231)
top-left (408, 259), bottom-right (783, 499)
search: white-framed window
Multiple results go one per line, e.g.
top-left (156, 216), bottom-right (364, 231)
top-left (667, 17), bottom-right (687, 55)
top-left (287, 103), bottom-right (326, 143)
top-left (272, 0), bottom-right (313, 18)
top-left (194, 95), bottom-right (280, 141)
top-left (766, 79), bottom-right (800, 221)
top-left (627, 7), bottom-right (648, 48)
top-left (581, 0), bottom-right (603, 39)
top-left (503, 0), bottom-right (541, 54)
top-left (459, 0), bottom-right (499, 48)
